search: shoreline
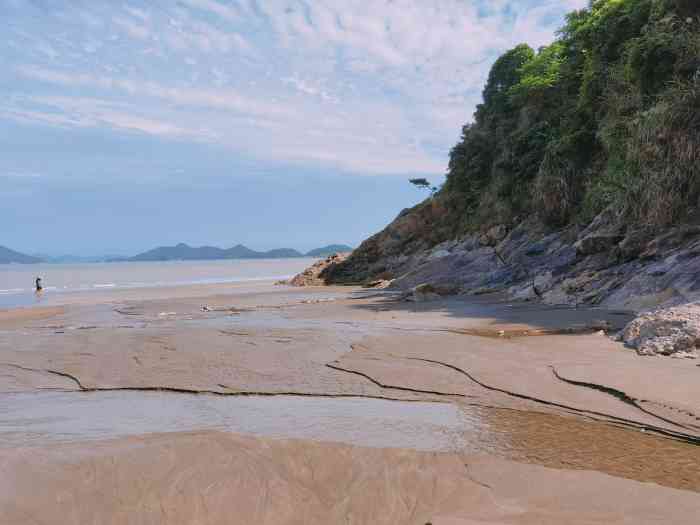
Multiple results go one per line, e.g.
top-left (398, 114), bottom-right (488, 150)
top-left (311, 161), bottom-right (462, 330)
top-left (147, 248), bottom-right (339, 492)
top-left (1, 282), bottom-right (698, 523)
top-left (0, 257), bottom-right (319, 310)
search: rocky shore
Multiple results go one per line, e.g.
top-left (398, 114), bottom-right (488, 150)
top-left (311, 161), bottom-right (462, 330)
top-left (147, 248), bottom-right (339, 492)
top-left (290, 202), bottom-right (700, 358)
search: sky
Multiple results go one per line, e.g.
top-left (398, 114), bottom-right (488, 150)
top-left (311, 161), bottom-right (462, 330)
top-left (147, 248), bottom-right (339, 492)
top-left (0, 0), bottom-right (587, 255)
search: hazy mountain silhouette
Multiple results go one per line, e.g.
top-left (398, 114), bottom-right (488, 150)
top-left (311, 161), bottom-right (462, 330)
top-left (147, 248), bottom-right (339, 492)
top-left (0, 246), bottom-right (44, 264)
top-left (122, 243), bottom-right (320, 262)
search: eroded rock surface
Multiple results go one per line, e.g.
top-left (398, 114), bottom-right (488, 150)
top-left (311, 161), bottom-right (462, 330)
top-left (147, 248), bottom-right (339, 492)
top-left (621, 302), bottom-right (700, 358)
top-left (320, 204), bottom-right (700, 312)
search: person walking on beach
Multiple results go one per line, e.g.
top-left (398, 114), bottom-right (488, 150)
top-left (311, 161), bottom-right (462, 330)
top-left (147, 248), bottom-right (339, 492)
top-left (35, 277), bottom-right (43, 293)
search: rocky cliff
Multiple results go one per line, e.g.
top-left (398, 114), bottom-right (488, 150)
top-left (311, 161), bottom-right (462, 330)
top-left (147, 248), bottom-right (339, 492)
top-left (318, 202), bottom-right (700, 357)
top-left (319, 0), bottom-right (700, 357)
top-left (324, 203), bottom-right (700, 310)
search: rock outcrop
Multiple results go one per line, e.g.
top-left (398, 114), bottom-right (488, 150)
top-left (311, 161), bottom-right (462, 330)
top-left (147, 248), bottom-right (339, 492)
top-left (305, 203), bottom-right (700, 358)
top-left (620, 303), bottom-right (700, 358)
top-left (318, 203), bottom-right (700, 312)
top-left (286, 253), bottom-right (350, 286)
top-left (320, 196), bottom-right (467, 285)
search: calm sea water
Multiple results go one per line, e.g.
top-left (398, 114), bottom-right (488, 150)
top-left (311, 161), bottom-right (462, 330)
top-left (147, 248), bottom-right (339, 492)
top-left (0, 258), bottom-right (316, 309)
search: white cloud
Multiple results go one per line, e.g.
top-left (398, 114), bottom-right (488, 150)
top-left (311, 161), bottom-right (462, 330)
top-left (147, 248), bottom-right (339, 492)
top-left (2, 0), bottom-right (588, 176)
top-left (0, 102), bottom-right (198, 140)
top-left (18, 67), bottom-right (294, 118)
top-left (179, 0), bottom-right (246, 22)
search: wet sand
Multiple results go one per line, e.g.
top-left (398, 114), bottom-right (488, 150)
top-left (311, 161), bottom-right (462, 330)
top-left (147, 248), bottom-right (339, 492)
top-left (1, 283), bottom-right (699, 523)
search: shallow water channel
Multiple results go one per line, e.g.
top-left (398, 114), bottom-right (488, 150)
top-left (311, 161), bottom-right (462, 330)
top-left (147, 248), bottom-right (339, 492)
top-left (1, 390), bottom-right (699, 492)
top-left (0, 391), bottom-right (473, 452)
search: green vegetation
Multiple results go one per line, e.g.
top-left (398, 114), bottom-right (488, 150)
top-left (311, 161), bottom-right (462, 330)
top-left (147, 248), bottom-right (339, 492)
top-left (444, 0), bottom-right (700, 232)
top-left (409, 178), bottom-right (438, 195)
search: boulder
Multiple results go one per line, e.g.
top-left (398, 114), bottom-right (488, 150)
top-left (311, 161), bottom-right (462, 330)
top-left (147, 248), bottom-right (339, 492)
top-left (406, 283), bottom-right (461, 302)
top-left (620, 302), bottom-right (700, 358)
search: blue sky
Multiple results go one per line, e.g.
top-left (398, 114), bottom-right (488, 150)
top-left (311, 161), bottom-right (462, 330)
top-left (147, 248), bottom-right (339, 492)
top-left (1, 0), bottom-right (587, 255)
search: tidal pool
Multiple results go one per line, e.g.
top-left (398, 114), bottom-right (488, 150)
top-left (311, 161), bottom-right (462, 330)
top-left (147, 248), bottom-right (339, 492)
top-left (0, 391), bottom-right (475, 452)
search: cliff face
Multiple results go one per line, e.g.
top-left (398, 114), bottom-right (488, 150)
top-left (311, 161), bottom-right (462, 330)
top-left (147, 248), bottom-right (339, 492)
top-left (321, 196), bottom-right (463, 284)
top-left (324, 203), bottom-right (700, 311)
top-left (324, 0), bottom-right (700, 313)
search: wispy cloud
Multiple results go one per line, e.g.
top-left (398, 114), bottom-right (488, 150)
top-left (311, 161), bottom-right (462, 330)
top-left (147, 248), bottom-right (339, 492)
top-left (1, 0), bottom-right (587, 176)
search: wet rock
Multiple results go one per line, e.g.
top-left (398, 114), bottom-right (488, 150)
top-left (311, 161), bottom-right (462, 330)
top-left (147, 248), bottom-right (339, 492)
top-left (620, 303), bottom-right (700, 358)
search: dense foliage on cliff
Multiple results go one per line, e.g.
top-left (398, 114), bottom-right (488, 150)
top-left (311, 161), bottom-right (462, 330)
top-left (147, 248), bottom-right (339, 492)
top-left (445, 0), bottom-right (700, 231)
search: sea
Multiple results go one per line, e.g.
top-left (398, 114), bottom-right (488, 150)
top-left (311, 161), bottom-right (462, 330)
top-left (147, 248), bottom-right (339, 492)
top-left (0, 258), bottom-right (317, 309)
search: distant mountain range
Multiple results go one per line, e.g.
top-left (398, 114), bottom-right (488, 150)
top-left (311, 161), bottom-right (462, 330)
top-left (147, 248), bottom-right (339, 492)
top-left (0, 245), bottom-right (43, 264)
top-left (117, 243), bottom-right (353, 262)
top-left (0, 243), bottom-right (353, 264)
top-left (30, 254), bottom-right (122, 264)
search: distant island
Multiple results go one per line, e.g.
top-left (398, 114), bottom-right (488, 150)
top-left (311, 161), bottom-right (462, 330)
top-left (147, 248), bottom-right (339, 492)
top-left (117, 243), bottom-right (353, 262)
top-left (0, 245), bottom-right (43, 264)
top-left (0, 243), bottom-right (353, 265)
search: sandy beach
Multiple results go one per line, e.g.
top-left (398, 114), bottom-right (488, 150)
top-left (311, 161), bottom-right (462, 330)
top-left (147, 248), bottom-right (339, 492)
top-left (1, 282), bottom-right (699, 524)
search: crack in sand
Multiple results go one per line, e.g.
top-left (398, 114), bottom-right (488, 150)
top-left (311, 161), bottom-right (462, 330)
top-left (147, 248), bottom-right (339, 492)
top-left (463, 463), bottom-right (493, 491)
top-left (6, 357), bottom-right (698, 445)
top-left (0, 363), bottom-right (445, 404)
top-left (550, 366), bottom-right (700, 432)
top-left (326, 363), bottom-right (468, 398)
top-left (325, 357), bottom-right (700, 445)
top-left (405, 357), bottom-right (700, 445)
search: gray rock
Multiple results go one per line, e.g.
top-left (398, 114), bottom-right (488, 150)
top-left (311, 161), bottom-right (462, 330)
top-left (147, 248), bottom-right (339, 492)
top-left (406, 283), bottom-right (461, 302)
top-left (479, 225), bottom-right (508, 247)
top-left (620, 303), bottom-right (700, 358)
top-left (427, 249), bottom-right (452, 260)
top-left (574, 233), bottom-right (624, 256)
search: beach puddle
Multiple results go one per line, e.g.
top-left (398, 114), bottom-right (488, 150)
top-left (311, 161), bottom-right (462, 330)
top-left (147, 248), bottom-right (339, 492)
top-left (1, 392), bottom-right (698, 492)
top-left (480, 408), bottom-right (700, 492)
top-left (0, 391), bottom-right (474, 452)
